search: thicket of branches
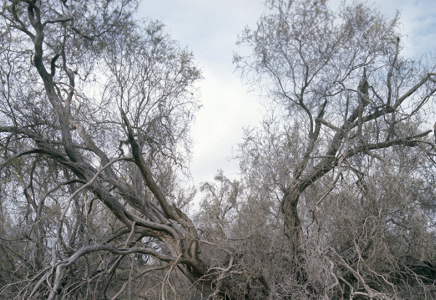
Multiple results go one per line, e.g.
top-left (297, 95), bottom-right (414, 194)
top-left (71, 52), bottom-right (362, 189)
top-left (1, 0), bottom-right (436, 299)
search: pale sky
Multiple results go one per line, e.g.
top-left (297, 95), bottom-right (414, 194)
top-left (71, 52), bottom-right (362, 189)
top-left (138, 0), bottom-right (436, 186)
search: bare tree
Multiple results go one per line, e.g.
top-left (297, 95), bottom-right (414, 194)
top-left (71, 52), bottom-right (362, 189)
top-left (232, 0), bottom-right (436, 298)
top-left (0, 0), bottom-right (220, 299)
top-left (235, 0), bottom-right (436, 258)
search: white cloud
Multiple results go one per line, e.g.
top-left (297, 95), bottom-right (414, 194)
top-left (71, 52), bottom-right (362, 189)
top-left (190, 68), bottom-right (262, 183)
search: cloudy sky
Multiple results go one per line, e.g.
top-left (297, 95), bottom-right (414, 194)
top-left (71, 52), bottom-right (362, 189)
top-left (138, 0), bottom-right (436, 185)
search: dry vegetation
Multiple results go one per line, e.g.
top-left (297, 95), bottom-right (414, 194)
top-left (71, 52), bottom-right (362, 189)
top-left (1, 0), bottom-right (436, 299)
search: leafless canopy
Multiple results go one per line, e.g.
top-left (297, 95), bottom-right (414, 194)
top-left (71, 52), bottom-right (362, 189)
top-left (1, 0), bottom-right (436, 299)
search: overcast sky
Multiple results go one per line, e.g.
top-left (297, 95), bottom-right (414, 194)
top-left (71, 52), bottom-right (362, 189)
top-left (138, 0), bottom-right (436, 185)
